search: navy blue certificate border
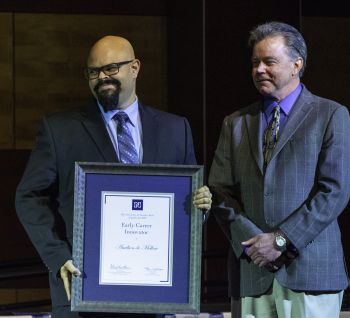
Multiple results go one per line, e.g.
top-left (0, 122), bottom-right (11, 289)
top-left (72, 163), bottom-right (203, 314)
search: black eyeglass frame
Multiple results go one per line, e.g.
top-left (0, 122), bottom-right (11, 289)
top-left (84, 60), bottom-right (134, 80)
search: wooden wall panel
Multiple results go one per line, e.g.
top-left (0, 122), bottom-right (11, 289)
top-left (0, 288), bottom-right (50, 311)
top-left (0, 288), bottom-right (16, 305)
top-left (0, 150), bottom-right (37, 261)
top-left (0, 13), bottom-right (14, 148)
top-left (14, 13), bottom-right (167, 149)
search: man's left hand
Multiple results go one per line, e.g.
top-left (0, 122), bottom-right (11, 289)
top-left (193, 186), bottom-right (212, 210)
top-left (242, 233), bottom-right (281, 267)
top-left (60, 260), bottom-right (81, 301)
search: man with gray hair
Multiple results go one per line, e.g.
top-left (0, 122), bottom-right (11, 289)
top-left (209, 21), bottom-right (350, 317)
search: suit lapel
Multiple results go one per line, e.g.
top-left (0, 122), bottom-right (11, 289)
top-left (245, 102), bottom-right (264, 174)
top-left (270, 87), bottom-right (313, 162)
top-left (81, 103), bottom-right (119, 162)
top-left (139, 104), bottom-right (158, 163)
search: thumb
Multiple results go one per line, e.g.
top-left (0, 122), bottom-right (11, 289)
top-left (60, 260), bottom-right (81, 302)
top-left (242, 237), bottom-right (256, 246)
top-left (64, 260), bottom-right (81, 277)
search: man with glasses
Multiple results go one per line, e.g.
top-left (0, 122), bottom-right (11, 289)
top-left (15, 35), bottom-right (211, 318)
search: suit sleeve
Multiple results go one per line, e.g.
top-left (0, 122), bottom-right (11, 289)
top-left (209, 116), bottom-right (263, 257)
top-left (15, 117), bottom-right (72, 276)
top-left (280, 106), bottom-right (350, 250)
top-left (183, 117), bottom-right (197, 165)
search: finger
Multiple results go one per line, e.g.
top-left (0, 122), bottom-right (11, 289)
top-left (193, 197), bottom-right (212, 205)
top-left (242, 237), bottom-right (257, 246)
top-left (62, 273), bottom-right (71, 301)
top-left (60, 265), bottom-right (71, 301)
top-left (193, 197), bottom-right (211, 204)
top-left (195, 186), bottom-right (209, 194)
top-left (65, 260), bottom-right (81, 277)
top-left (195, 203), bottom-right (211, 210)
top-left (194, 188), bottom-right (212, 200)
top-left (194, 204), bottom-right (211, 210)
top-left (193, 204), bottom-right (211, 210)
top-left (245, 246), bottom-right (257, 258)
top-left (253, 256), bottom-right (262, 265)
top-left (248, 249), bottom-right (260, 260)
top-left (193, 192), bottom-right (211, 201)
top-left (258, 259), bottom-right (269, 267)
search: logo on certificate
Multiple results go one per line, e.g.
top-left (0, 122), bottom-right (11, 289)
top-left (132, 199), bottom-right (143, 210)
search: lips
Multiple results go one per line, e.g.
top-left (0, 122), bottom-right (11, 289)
top-left (99, 83), bottom-right (116, 91)
top-left (256, 78), bottom-right (271, 83)
top-left (94, 79), bottom-right (121, 94)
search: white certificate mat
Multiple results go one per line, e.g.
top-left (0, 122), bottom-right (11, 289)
top-left (99, 191), bottom-right (174, 286)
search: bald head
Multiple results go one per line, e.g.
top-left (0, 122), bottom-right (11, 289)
top-left (87, 36), bottom-right (135, 67)
top-left (86, 35), bottom-right (141, 110)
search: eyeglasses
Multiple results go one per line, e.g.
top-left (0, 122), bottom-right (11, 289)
top-left (84, 60), bottom-right (133, 80)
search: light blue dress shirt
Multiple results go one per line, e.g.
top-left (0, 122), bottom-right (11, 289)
top-left (98, 97), bottom-right (143, 162)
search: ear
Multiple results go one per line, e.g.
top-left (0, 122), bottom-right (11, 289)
top-left (130, 59), bottom-right (141, 78)
top-left (293, 57), bottom-right (303, 76)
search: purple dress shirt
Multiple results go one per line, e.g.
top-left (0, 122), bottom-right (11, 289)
top-left (261, 84), bottom-right (303, 140)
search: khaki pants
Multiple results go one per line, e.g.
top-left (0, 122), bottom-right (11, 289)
top-left (241, 279), bottom-right (343, 318)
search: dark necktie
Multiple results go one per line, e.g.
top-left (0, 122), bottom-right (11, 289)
top-left (113, 112), bottom-right (139, 164)
top-left (263, 103), bottom-right (280, 166)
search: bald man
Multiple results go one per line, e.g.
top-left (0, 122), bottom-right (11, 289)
top-left (15, 36), bottom-right (210, 318)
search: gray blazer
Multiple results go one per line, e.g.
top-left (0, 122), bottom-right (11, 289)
top-left (209, 85), bottom-right (350, 296)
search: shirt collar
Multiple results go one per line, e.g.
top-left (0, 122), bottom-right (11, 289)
top-left (98, 97), bottom-right (139, 126)
top-left (263, 84), bottom-right (302, 117)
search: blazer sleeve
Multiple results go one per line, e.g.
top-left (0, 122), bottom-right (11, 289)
top-left (209, 116), bottom-right (263, 257)
top-left (183, 117), bottom-right (197, 165)
top-left (15, 117), bottom-right (72, 276)
top-left (280, 105), bottom-right (350, 250)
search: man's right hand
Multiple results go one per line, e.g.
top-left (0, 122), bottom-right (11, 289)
top-left (265, 247), bottom-right (299, 272)
top-left (60, 260), bottom-right (81, 301)
top-left (242, 233), bottom-right (281, 267)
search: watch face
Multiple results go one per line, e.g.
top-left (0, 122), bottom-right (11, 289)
top-left (275, 235), bottom-right (286, 249)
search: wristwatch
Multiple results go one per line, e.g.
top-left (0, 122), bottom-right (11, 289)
top-left (274, 231), bottom-right (287, 252)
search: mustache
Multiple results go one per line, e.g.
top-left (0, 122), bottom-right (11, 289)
top-left (94, 78), bottom-right (121, 93)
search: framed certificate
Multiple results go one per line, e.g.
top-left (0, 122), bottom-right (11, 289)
top-left (71, 162), bottom-right (203, 314)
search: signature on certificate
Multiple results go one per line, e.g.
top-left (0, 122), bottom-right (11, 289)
top-left (144, 267), bottom-right (164, 276)
top-left (109, 264), bottom-right (131, 275)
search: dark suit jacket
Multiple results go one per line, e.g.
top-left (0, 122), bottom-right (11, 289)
top-left (209, 85), bottom-right (350, 296)
top-left (15, 102), bottom-right (196, 307)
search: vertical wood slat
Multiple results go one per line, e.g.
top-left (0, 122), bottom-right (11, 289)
top-left (0, 13), bottom-right (14, 148)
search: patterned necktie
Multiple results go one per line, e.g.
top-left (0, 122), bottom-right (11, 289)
top-left (113, 112), bottom-right (139, 164)
top-left (263, 103), bottom-right (280, 166)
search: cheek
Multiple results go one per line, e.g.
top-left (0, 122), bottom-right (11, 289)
top-left (88, 80), bottom-right (96, 90)
top-left (252, 68), bottom-right (257, 78)
top-left (88, 81), bottom-right (98, 96)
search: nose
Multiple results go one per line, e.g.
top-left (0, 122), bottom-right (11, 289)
top-left (97, 69), bottom-right (109, 79)
top-left (255, 61), bottom-right (266, 74)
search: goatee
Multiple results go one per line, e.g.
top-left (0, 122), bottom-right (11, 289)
top-left (94, 78), bottom-right (121, 112)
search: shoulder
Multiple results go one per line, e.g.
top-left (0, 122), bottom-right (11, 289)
top-left (43, 103), bottom-right (96, 123)
top-left (301, 86), bottom-right (348, 115)
top-left (224, 101), bottom-right (261, 124)
top-left (140, 104), bottom-right (190, 123)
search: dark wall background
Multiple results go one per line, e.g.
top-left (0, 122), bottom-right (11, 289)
top-left (1, 0), bottom-right (350, 312)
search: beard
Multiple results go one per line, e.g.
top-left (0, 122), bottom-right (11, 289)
top-left (94, 78), bottom-right (121, 112)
